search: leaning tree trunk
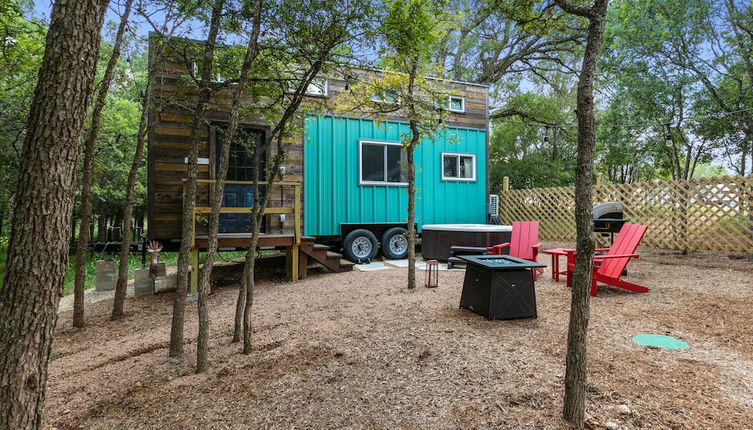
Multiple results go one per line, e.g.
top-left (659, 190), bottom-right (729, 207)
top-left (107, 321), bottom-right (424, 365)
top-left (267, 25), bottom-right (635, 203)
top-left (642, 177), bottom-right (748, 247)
top-left (0, 0), bottom-right (108, 427)
top-left (196, 1), bottom-right (263, 371)
top-left (73, 0), bottom-right (134, 327)
top-left (232, 59), bottom-right (326, 344)
top-left (558, 0), bottom-right (609, 427)
top-left (112, 52), bottom-right (152, 320)
top-left (242, 158), bottom-right (284, 354)
top-left (242, 221), bottom-right (262, 354)
top-left (169, 0), bottom-right (226, 357)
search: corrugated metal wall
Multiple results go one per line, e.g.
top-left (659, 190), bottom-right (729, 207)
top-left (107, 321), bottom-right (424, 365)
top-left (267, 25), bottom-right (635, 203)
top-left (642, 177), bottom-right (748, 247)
top-left (304, 115), bottom-right (487, 236)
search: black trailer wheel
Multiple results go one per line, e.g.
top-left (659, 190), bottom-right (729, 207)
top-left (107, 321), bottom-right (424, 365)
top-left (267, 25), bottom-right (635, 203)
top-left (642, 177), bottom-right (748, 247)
top-left (343, 229), bottom-right (379, 262)
top-left (381, 227), bottom-right (408, 260)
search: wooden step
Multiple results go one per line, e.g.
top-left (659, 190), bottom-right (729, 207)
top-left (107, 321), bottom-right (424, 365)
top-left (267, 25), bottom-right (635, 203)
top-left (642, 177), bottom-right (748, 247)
top-left (300, 242), bottom-right (353, 273)
top-left (326, 251), bottom-right (342, 260)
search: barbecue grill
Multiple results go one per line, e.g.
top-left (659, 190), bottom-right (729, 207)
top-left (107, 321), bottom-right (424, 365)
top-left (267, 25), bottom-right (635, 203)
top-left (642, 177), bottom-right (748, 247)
top-left (593, 202), bottom-right (625, 244)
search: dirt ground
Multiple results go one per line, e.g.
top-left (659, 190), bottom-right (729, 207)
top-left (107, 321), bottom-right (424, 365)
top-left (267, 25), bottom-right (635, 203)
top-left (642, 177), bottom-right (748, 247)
top-left (44, 243), bottom-right (753, 429)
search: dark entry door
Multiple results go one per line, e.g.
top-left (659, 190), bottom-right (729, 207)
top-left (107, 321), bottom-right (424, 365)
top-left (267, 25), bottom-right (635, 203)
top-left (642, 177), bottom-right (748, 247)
top-left (215, 127), bottom-right (265, 234)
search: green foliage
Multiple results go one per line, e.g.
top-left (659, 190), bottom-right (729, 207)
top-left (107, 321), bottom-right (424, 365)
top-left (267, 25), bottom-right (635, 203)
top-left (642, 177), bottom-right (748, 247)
top-left (490, 91), bottom-right (577, 190)
top-left (337, 0), bottom-right (456, 147)
top-left (0, 0), bottom-right (45, 230)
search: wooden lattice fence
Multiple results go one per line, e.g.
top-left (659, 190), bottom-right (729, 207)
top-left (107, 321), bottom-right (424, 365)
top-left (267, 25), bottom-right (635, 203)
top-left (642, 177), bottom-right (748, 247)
top-left (499, 175), bottom-right (753, 253)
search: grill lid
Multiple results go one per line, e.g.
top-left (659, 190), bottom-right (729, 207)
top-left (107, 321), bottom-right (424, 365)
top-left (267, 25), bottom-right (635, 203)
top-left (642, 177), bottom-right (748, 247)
top-left (592, 202), bottom-right (624, 220)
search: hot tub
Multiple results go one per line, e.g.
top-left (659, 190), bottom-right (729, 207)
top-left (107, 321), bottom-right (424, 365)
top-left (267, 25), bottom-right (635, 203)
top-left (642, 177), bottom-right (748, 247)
top-left (421, 224), bottom-right (512, 261)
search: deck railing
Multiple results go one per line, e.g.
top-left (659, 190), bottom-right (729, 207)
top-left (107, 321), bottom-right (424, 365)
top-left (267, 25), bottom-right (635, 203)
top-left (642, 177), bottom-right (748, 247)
top-left (182, 178), bottom-right (302, 246)
top-left (182, 179), bottom-right (303, 292)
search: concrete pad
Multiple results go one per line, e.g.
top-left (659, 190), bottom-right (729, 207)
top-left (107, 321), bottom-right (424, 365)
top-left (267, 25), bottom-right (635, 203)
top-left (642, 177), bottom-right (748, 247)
top-left (354, 261), bottom-right (392, 272)
top-left (385, 259), bottom-right (409, 268)
top-left (416, 261), bottom-right (458, 272)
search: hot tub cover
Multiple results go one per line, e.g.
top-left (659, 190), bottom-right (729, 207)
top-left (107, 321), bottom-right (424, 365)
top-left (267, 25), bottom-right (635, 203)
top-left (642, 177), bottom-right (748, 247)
top-left (421, 223), bottom-right (512, 232)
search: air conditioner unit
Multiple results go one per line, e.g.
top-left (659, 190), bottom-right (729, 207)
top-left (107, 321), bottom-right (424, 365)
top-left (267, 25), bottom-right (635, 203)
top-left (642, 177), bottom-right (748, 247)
top-left (488, 194), bottom-right (499, 216)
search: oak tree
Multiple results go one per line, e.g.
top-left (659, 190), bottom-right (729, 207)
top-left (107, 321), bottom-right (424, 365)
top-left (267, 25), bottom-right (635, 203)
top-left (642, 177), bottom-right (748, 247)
top-left (0, 0), bottom-right (109, 427)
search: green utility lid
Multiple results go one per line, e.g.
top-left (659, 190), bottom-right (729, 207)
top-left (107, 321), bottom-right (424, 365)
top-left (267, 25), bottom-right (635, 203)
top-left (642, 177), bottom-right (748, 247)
top-left (632, 334), bottom-right (689, 349)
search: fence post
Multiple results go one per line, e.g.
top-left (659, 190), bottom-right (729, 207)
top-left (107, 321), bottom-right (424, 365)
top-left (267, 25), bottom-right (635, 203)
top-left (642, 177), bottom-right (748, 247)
top-left (501, 176), bottom-right (510, 222)
top-left (595, 173), bottom-right (604, 186)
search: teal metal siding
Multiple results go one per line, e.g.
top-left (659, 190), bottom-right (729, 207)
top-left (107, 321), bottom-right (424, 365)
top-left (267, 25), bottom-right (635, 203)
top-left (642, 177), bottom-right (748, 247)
top-left (304, 116), bottom-right (487, 236)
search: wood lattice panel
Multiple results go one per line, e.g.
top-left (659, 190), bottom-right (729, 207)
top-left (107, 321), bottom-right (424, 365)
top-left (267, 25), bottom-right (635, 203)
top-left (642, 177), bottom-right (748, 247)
top-left (499, 175), bottom-right (753, 253)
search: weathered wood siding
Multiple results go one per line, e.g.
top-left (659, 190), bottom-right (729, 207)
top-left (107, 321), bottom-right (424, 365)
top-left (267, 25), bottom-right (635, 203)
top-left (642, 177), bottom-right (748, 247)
top-left (147, 43), bottom-right (488, 244)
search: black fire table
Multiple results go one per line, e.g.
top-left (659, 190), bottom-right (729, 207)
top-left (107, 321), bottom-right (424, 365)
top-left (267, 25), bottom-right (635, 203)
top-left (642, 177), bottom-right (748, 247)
top-left (458, 255), bottom-right (546, 320)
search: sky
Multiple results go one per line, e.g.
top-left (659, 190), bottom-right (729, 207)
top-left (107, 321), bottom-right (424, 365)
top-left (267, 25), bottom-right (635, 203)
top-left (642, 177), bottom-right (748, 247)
top-left (30, 0), bottom-right (172, 39)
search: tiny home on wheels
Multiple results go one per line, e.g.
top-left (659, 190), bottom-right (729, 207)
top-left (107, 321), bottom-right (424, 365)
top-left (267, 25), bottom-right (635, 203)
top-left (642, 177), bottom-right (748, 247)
top-left (147, 41), bottom-right (490, 285)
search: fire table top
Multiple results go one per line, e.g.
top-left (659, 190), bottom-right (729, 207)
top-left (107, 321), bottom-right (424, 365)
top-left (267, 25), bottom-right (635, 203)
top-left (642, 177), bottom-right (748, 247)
top-left (458, 255), bottom-right (546, 271)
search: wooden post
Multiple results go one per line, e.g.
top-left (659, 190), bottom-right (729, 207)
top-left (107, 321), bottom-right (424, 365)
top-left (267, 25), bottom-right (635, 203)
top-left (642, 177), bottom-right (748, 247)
top-left (298, 249), bottom-right (308, 280)
top-left (595, 173), bottom-right (604, 186)
top-left (501, 176), bottom-right (510, 223)
top-left (190, 247), bottom-right (199, 296)
top-left (294, 185), bottom-right (301, 244)
top-left (292, 245), bottom-right (299, 282)
top-left (285, 245), bottom-right (300, 282)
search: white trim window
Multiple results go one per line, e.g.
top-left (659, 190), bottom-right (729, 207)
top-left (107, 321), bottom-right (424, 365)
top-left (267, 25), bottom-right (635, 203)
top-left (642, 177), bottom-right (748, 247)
top-left (448, 96), bottom-right (465, 113)
top-left (442, 152), bottom-right (476, 181)
top-left (305, 78), bottom-right (328, 97)
top-left (370, 89), bottom-right (400, 104)
top-left (359, 140), bottom-right (407, 186)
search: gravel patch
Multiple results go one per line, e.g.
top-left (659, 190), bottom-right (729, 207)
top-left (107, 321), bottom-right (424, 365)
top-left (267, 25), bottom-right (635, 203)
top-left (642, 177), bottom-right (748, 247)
top-left (44, 243), bottom-right (753, 429)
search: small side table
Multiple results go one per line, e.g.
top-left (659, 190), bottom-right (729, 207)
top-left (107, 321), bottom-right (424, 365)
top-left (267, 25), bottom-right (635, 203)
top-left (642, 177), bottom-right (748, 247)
top-left (543, 248), bottom-right (573, 282)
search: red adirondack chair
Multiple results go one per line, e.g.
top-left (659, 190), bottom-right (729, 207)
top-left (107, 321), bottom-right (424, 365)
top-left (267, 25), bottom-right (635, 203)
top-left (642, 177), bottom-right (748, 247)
top-left (565, 223), bottom-right (649, 297)
top-left (487, 221), bottom-right (544, 280)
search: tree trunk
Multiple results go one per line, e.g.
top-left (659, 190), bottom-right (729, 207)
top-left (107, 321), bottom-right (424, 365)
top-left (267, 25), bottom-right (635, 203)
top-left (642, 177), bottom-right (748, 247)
top-left (111, 1), bottom-right (151, 320)
top-left (70, 0), bottom-right (133, 326)
top-left (405, 64), bottom-right (419, 290)
top-left (406, 129), bottom-right (418, 290)
top-left (96, 214), bottom-right (105, 241)
top-left (241, 143), bottom-right (266, 354)
top-left (242, 223), bottom-right (261, 354)
top-left (0, 0), bottom-right (108, 427)
top-left (557, 0), bottom-right (609, 428)
top-left (232, 58), bottom-right (326, 346)
top-left (196, 0), bottom-right (263, 371)
top-left (169, 0), bottom-right (226, 357)
top-left (232, 258), bottom-right (248, 343)
top-left (240, 138), bottom-right (287, 353)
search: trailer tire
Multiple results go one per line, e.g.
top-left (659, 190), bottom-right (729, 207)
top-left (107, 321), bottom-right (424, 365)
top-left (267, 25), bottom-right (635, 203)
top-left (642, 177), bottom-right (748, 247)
top-left (343, 229), bottom-right (378, 262)
top-left (380, 227), bottom-right (408, 260)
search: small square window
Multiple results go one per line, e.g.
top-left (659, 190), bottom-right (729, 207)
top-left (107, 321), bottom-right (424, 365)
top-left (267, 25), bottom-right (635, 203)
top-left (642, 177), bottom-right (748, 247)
top-left (448, 96), bottom-right (465, 112)
top-left (441, 153), bottom-right (475, 181)
top-left (306, 79), bottom-right (328, 97)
